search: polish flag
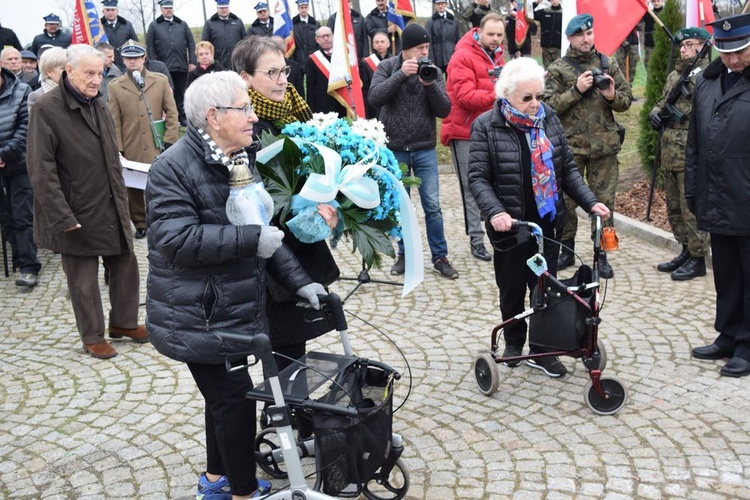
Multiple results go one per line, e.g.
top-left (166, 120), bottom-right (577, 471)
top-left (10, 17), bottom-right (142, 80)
top-left (560, 0), bottom-right (648, 57)
top-left (686, 0), bottom-right (716, 33)
top-left (328, 0), bottom-right (366, 119)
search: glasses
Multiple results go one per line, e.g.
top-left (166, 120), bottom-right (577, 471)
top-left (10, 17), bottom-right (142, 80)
top-left (255, 66), bottom-right (292, 81)
top-left (519, 93), bottom-right (544, 103)
top-left (680, 41), bottom-right (702, 50)
top-left (215, 103), bottom-right (254, 116)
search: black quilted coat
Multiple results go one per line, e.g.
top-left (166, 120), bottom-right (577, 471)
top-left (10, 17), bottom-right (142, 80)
top-left (468, 101), bottom-right (598, 222)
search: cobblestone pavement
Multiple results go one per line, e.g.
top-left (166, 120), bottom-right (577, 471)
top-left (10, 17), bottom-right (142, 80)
top-left (1, 172), bottom-right (749, 500)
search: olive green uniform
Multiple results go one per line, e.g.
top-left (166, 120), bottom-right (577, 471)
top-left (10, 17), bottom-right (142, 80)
top-left (544, 46), bottom-right (633, 242)
top-left (651, 55), bottom-right (710, 257)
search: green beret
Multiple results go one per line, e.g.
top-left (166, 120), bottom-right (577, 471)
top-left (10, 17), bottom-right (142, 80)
top-left (565, 13), bottom-right (594, 36)
top-left (674, 27), bottom-right (711, 42)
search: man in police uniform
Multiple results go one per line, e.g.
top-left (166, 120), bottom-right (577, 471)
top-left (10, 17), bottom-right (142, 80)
top-left (687, 14), bottom-right (750, 377)
top-left (201, 0), bottom-right (246, 70)
top-left (648, 27), bottom-right (711, 281)
top-left (100, 0), bottom-right (139, 71)
top-left (292, 0), bottom-right (320, 75)
top-left (30, 14), bottom-right (72, 55)
top-left (544, 13), bottom-right (633, 279)
top-left (248, 2), bottom-right (274, 37)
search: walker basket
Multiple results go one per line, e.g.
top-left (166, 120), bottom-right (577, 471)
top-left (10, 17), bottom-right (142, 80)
top-left (312, 361), bottom-right (395, 497)
top-left (529, 265), bottom-right (595, 351)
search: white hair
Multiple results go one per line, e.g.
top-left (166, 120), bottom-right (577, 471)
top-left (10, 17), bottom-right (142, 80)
top-left (0, 47), bottom-right (21, 61)
top-left (66, 44), bottom-right (105, 68)
top-left (184, 71), bottom-right (248, 129)
top-left (495, 56), bottom-right (546, 99)
top-left (38, 47), bottom-right (67, 82)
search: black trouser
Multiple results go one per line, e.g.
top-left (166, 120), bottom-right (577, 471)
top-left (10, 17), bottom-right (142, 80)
top-left (1, 173), bottom-right (41, 275)
top-left (187, 362), bottom-right (258, 496)
top-left (170, 70), bottom-right (188, 122)
top-left (487, 221), bottom-right (559, 348)
top-left (710, 233), bottom-right (750, 360)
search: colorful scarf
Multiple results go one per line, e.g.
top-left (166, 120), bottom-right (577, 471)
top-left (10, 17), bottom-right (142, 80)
top-left (248, 83), bottom-right (313, 128)
top-left (500, 99), bottom-right (557, 220)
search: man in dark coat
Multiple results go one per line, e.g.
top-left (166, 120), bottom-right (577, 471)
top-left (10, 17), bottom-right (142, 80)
top-left (366, 0), bottom-right (405, 54)
top-left (0, 67), bottom-right (41, 289)
top-left (291, 0), bottom-right (320, 73)
top-left (640, 0), bottom-right (664, 70)
top-left (201, 0), bottom-right (247, 70)
top-left (425, 0), bottom-right (460, 76)
top-left (248, 2), bottom-right (274, 37)
top-left (26, 44), bottom-right (145, 360)
top-left (30, 13), bottom-right (72, 55)
top-left (0, 23), bottom-right (22, 51)
top-left (1, 48), bottom-right (39, 90)
top-left (100, 0), bottom-right (140, 71)
top-left (360, 31), bottom-right (392, 118)
top-left (686, 13), bottom-right (750, 378)
top-left (327, 8), bottom-right (369, 58)
top-left (146, 0), bottom-right (196, 125)
top-left (533, 0), bottom-right (562, 67)
top-left (305, 26), bottom-right (347, 116)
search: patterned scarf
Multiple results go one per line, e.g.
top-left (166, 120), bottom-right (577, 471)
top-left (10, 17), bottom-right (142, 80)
top-left (500, 99), bottom-right (557, 220)
top-left (198, 128), bottom-right (250, 173)
top-left (248, 83), bottom-right (313, 127)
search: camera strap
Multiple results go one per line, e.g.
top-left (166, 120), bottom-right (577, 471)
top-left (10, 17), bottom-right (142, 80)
top-left (561, 53), bottom-right (610, 76)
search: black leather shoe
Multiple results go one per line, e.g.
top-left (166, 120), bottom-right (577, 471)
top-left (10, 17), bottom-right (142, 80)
top-left (720, 357), bottom-right (750, 377)
top-left (657, 246), bottom-right (689, 272)
top-left (502, 344), bottom-right (523, 367)
top-left (598, 251), bottom-right (614, 279)
top-left (471, 244), bottom-right (491, 261)
top-left (671, 257), bottom-right (706, 281)
top-left (691, 343), bottom-right (733, 360)
top-left (134, 228), bottom-right (147, 239)
top-left (557, 251), bottom-right (575, 270)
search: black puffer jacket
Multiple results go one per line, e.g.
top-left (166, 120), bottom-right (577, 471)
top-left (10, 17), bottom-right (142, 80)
top-left (0, 68), bottom-right (30, 177)
top-left (146, 15), bottom-right (197, 72)
top-left (468, 101), bottom-right (598, 222)
top-left (368, 55), bottom-right (451, 151)
top-left (146, 125), bottom-right (312, 364)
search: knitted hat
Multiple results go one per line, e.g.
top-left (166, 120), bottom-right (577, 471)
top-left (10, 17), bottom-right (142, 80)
top-left (401, 24), bottom-right (430, 50)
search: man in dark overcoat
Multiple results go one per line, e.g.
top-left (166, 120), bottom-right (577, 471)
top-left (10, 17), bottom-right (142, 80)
top-left (291, 0), bottom-right (320, 74)
top-left (201, 0), bottom-right (247, 70)
top-left (26, 44), bottom-right (145, 360)
top-left (100, 0), bottom-right (140, 71)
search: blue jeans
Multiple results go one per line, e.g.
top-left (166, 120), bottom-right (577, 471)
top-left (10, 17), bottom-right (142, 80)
top-left (393, 149), bottom-right (448, 263)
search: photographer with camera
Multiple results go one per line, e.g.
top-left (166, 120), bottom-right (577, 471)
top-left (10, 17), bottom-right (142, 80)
top-left (440, 13), bottom-right (506, 262)
top-left (368, 23), bottom-right (457, 279)
top-left (544, 13), bottom-right (632, 279)
top-left (648, 27), bottom-right (711, 281)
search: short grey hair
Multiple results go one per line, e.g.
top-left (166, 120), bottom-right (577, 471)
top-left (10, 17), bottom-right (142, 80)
top-left (231, 35), bottom-right (283, 74)
top-left (495, 56), bottom-right (545, 99)
top-left (184, 71), bottom-right (248, 129)
top-left (67, 44), bottom-right (106, 67)
top-left (0, 47), bottom-right (21, 61)
top-left (38, 47), bottom-right (67, 82)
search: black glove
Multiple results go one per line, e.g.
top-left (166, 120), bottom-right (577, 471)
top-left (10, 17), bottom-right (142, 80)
top-left (163, 142), bottom-right (173, 150)
top-left (649, 109), bottom-right (662, 130)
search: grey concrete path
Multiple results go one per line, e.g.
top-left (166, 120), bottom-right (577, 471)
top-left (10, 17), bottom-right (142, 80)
top-left (1, 172), bottom-right (748, 499)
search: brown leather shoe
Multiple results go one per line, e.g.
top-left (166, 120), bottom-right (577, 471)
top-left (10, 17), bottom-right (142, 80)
top-left (83, 341), bottom-right (118, 359)
top-left (109, 325), bottom-right (149, 343)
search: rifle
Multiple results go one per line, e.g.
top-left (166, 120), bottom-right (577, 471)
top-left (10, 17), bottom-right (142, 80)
top-left (646, 39), bottom-right (712, 221)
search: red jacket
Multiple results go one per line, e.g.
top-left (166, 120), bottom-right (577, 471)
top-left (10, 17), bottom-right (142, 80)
top-left (440, 28), bottom-right (504, 145)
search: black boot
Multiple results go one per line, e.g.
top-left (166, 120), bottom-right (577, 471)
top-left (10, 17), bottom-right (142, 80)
top-left (657, 246), bottom-right (689, 272)
top-left (598, 251), bottom-right (614, 279)
top-left (557, 240), bottom-right (575, 269)
top-left (671, 256), bottom-right (706, 281)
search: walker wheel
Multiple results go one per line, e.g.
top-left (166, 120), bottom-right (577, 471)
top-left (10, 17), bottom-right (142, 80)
top-left (362, 458), bottom-right (410, 500)
top-left (582, 339), bottom-right (608, 372)
top-left (584, 376), bottom-right (628, 416)
top-left (474, 352), bottom-right (499, 396)
top-left (255, 428), bottom-right (288, 479)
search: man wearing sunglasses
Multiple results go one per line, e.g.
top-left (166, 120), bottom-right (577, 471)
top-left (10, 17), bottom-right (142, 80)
top-left (306, 26), bottom-right (348, 117)
top-left (544, 13), bottom-right (633, 279)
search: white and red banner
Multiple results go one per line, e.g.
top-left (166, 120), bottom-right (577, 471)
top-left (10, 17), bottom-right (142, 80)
top-left (686, 0), bottom-right (716, 33)
top-left (328, 0), bottom-right (366, 119)
top-left (561, 0), bottom-right (648, 57)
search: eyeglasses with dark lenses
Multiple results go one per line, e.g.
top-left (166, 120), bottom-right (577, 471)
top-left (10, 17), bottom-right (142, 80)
top-left (215, 103), bottom-right (255, 116)
top-left (520, 93), bottom-right (544, 103)
top-left (255, 66), bottom-right (292, 81)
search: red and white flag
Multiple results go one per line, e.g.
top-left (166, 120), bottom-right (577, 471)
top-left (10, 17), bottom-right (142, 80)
top-left (72, 0), bottom-right (108, 45)
top-left (560, 0), bottom-right (648, 57)
top-left (686, 0), bottom-right (716, 33)
top-left (328, 0), bottom-right (366, 119)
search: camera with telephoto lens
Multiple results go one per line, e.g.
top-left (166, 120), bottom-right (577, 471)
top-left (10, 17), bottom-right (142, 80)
top-left (589, 68), bottom-right (610, 90)
top-left (417, 57), bottom-right (439, 83)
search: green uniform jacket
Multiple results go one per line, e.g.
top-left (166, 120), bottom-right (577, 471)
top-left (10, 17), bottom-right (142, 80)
top-left (652, 55), bottom-right (709, 172)
top-left (544, 46), bottom-right (633, 160)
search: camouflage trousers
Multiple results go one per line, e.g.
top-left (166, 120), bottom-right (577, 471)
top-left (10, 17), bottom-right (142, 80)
top-left (615, 44), bottom-right (639, 87)
top-left (664, 169), bottom-right (710, 257)
top-left (561, 153), bottom-right (618, 242)
top-left (542, 47), bottom-right (561, 69)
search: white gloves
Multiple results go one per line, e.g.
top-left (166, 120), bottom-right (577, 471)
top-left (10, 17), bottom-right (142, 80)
top-left (257, 226), bottom-right (284, 259)
top-left (295, 282), bottom-right (327, 310)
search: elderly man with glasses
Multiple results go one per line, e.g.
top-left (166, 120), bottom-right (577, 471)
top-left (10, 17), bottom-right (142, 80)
top-left (305, 26), bottom-right (348, 116)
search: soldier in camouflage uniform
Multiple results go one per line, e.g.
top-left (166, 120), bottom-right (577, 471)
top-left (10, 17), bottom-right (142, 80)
top-left (648, 27), bottom-right (711, 281)
top-left (614, 28), bottom-right (640, 86)
top-left (544, 13), bottom-right (633, 278)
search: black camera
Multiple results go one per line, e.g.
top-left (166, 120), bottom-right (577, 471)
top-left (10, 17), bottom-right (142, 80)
top-left (488, 66), bottom-right (502, 82)
top-left (589, 68), bottom-right (610, 90)
top-left (417, 57), bottom-right (439, 83)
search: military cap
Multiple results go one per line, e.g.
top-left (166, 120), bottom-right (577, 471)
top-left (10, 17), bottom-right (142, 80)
top-left (708, 13), bottom-right (750, 53)
top-left (120, 40), bottom-right (146, 58)
top-left (216, 0), bottom-right (230, 5)
top-left (565, 13), bottom-right (593, 36)
top-left (101, 0), bottom-right (118, 7)
top-left (674, 27), bottom-right (711, 43)
top-left (43, 13), bottom-right (62, 24)
top-left (158, 0), bottom-right (174, 6)
top-left (20, 50), bottom-right (37, 61)
top-left (434, 0), bottom-right (448, 3)
top-left (254, 2), bottom-right (269, 11)
top-left (296, 0), bottom-right (309, 5)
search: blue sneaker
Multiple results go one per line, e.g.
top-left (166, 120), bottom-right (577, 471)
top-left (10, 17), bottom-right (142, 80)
top-left (252, 478), bottom-right (272, 497)
top-left (196, 474), bottom-right (231, 500)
